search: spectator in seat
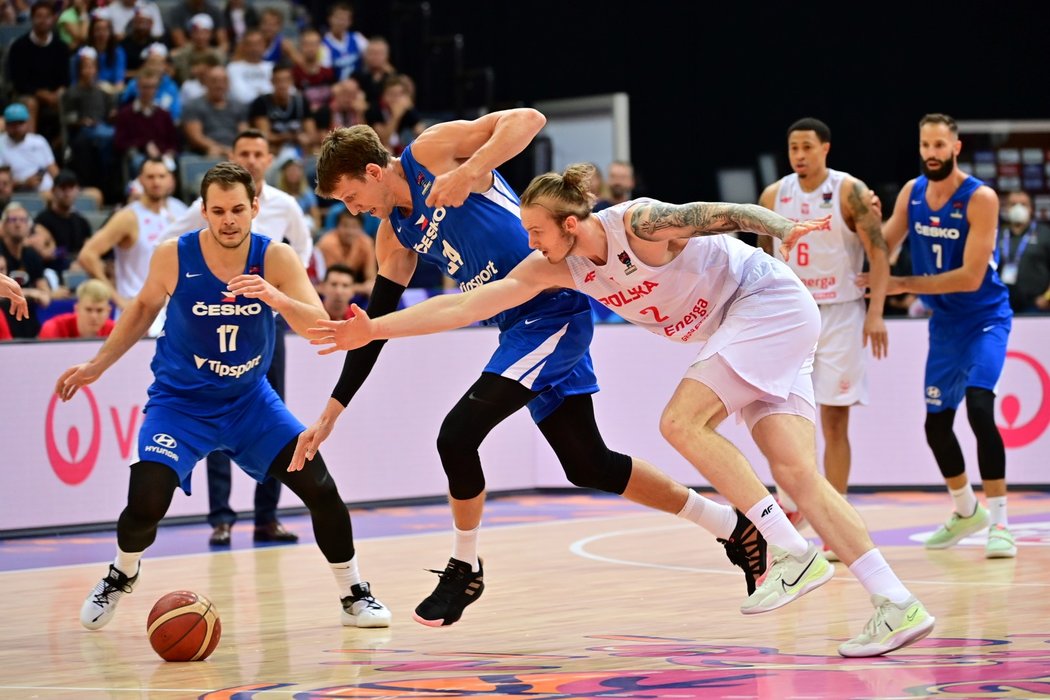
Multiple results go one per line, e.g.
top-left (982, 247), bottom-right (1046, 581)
top-left (167, 0), bottom-right (225, 51)
top-left (5, 1), bottom-right (70, 142)
top-left (171, 12), bottom-right (226, 84)
top-left (119, 7), bottom-right (155, 77)
top-left (0, 103), bottom-right (59, 194)
top-left (321, 2), bottom-right (367, 81)
top-left (594, 160), bottom-right (636, 211)
top-left (121, 43), bottom-right (181, 122)
top-left (30, 169), bottom-right (93, 278)
top-left (113, 72), bottom-right (179, 186)
top-left (365, 74), bottom-right (423, 156)
top-left (320, 263), bottom-right (359, 320)
top-left (38, 278), bottom-right (115, 339)
top-left (258, 6), bottom-right (301, 67)
top-left (226, 29), bottom-right (275, 106)
top-left (0, 202), bottom-right (51, 337)
top-left (352, 36), bottom-right (395, 107)
top-left (249, 64), bottom-right (316, 157)
top-left (64, 47), bottom-right (119, 200)
top-left (315, 210), bottom-right (375, 299)
top-left (182, 65), bottom-right (248, 158)
top-left (75, 14), bottom-right (126, 96)
top-left (314, 77), bottom-right (368, 132)
top-left (276, 156), bottom-right (321, 233)
top-left (57, 0), bottom-right (91, 49)
top-left (98, 0), bottom-right (164, 41)
top-left (293, 28), bottom-right (335, 113)
top-left (999, 190), bottom-right (1050, 313)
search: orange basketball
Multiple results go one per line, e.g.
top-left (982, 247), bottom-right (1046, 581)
top-left (147, 591), bottom-right (222, 662)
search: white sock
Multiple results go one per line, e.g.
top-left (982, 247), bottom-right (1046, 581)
top-left (745, 495), bottom-right (808, 557)
top-left (113, 548), bottom-right (143, 578)
top-left (676, 489), bottom-right (737, 540)
top-left (849, 548), bottom-right (912, 606)
top-left (986, 496), bottom-right (1008, 527)
top-left (330, 556), bottom-right (362, 599)
top-left (775, 484), bottom-right (799, 514)
top-left (949, 483), bottom-right (978, 517)
top-left (452, 525), bottom-right (480, 572)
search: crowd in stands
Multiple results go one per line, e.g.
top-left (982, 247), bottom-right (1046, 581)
top-left (0, 0), bottom-right (429, 339)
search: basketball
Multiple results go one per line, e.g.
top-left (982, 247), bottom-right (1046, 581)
top-left (146, 591), bottom-right (222, 662)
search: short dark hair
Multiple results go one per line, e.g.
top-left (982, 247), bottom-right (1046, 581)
top-left (324, 263), bottom-right (355, 282)
top-left (787, 118), bottom-right (831, 143)
top-left (919, 113), bottom-right (958, 134)
top-left (200, 161), bottom-right (256, 204)
top-left (233, 128), bottom-right (268, 150)
top-left (315, 126), bottom-right (390, 197)
top-left (337, 209), bottom-right (363, 224)
top-left (30, 0), bottom-right (53, 17)
top-left (139, 156), bottom-right (168, 175)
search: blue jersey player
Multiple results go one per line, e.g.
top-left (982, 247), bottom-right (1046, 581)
top-left (58, 163), bottom-right (391, 631)
top-left (875, 113), bottom-right (1015, 559)
top-left (292, 112), bottom-right (774, 628)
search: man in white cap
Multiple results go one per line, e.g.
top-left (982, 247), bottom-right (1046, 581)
top-left (172, 13), bottom-right (226, 83)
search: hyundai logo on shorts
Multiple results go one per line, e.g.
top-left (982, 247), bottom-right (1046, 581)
top-left (153, 433), bottom-right (178, 449)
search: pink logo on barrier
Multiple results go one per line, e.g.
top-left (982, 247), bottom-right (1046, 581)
top-left (998, 350), bottom-right (1050, 448)
top-left (45, 388), bottom-right (102, 485)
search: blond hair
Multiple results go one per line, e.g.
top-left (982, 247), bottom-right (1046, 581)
top-left (520, 163), bottom-right (596, 222)
top-left (76, 278), bottom-right (113, 303)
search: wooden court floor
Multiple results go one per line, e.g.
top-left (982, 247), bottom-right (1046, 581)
top-left (2, 491), bottom-right (1049, 699)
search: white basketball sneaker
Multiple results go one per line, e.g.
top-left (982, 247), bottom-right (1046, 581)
top-left (341, 582), bottom-right (392, 628)
top-left (80, 563), bottom-right (139, 630)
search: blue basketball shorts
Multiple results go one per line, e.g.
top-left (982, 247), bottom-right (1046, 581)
top-left (485, 292), bottom-right (599, 423)
top-left (924, 315), bottom-right (1011, 413)
top-left (137, 379), bottom-right (304, 494)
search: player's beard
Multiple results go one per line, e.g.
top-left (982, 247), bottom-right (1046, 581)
top-left (921, 155), bottom-right (955, 182)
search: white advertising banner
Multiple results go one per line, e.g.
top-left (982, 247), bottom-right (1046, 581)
top-left (1, 317), bottom-right (1047, 533)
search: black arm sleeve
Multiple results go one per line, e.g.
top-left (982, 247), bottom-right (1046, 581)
top-left (330, 274), bottom-right (407, 407)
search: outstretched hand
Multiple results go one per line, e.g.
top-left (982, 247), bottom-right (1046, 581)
top-left (307, 304), bottom-right (375, 354)
top-left (0, 273), bottom-right (28, 320)
top-left (779, 215), bottom-right (831, 258)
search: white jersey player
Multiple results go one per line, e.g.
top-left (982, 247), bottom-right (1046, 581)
top-left (759, 118), bottom-right (890, 539)
top-left (307, 164), bottom-right (934, 659)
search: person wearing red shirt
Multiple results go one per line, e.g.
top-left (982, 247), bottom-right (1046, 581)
top-left (39, 278), bottom-right (115, 339)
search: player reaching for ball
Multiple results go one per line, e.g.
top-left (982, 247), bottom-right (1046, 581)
top-left (59, 163), bottom-right (391, 630)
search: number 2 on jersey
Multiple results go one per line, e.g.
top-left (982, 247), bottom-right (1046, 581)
top-left (216, 324), bottom-right (239, 353)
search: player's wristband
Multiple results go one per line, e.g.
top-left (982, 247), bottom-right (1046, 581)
top-left (330, 275), bottom-right (406, 407)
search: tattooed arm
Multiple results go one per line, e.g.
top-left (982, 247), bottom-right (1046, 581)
top-left (627, 199), bottom-right (829, 257)
top-left (843, 177), bottom-right (890, 359)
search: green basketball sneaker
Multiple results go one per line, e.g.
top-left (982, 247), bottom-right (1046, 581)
top-left (739, 543), bottom-right (833, 615)
top-left (985, 524), bottom-right (1017, 559)
top-left (838, 594), bottom-right (935, 657)
top-left (924, 504), bottom-right (989, 549)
